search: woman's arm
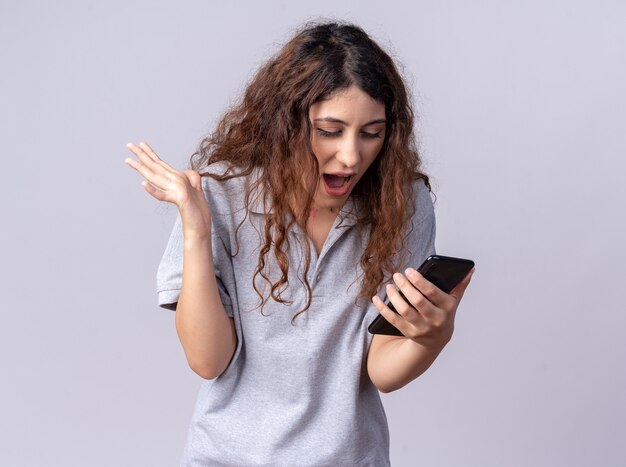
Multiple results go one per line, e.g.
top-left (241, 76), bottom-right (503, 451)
top-left (367, 334), bottom-right (445, 393)
top-left (125, 141), bottom-right (237, 380)
top-left (367, 267), bottom-right (473, 393)
top-left (176, 232), bottom-right (237, 380)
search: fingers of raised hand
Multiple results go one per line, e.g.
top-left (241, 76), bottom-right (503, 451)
top-left (126, 142), bottom-right (154, 166)
top-left (125, 142), bottom-right (175, 173)
top-left (126, 155), bottom-right (173, 191)
top-left (138, 141), bottom-right (180, 172)
top-left (140, 179), bottom-right (169, 202)
top-left (137, 141), bottom-right (161, 161)
top-left (125, 142), bottom-right (179, 191)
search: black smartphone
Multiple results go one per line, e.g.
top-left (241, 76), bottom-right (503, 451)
top-left (367, 255), bottom-right (475, 336)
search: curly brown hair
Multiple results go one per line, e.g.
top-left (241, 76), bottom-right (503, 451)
top-left (190, 21), bottom-right (430, 320)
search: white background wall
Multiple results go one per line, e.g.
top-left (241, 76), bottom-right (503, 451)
top-left (1, 1), bottom-right (624, 466)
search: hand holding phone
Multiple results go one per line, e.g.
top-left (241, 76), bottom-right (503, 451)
top-left (368, 255), bottom-right (475, 336)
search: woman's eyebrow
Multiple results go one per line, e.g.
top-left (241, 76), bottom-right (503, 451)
top-left (313, 117), bottom-right (347, 124)
top-left (313, 117), bottom-right (387, 125)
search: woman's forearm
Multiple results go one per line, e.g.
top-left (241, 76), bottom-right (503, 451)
top-left (175, 232), bottom-right (237, 379)
top-left (367, 335), bottom-right (445, 393)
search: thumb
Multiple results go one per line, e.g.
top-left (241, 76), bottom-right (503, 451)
top-left (449, 268), bottom-right (475, 301)
top-left (183, 169), bottom-right (202, 190)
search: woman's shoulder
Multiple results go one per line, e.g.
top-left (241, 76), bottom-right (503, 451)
top-left (200, 160), bottom-right (246, 188)
top-left (199, 162), bottom-right (263, 215)
top-left (411, 176), bottom-right (435, 223)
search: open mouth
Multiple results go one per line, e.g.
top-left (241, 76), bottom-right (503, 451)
top-left (323, 174), bottom-right (353, 189)
top-left (322, 173), bottom-right (355, 196)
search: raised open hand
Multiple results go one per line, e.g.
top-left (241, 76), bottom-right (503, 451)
top-left (124, 141), bottom-right (212, 237)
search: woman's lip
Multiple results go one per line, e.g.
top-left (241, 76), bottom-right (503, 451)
top-left (325, 172), bottom-right (357, 177)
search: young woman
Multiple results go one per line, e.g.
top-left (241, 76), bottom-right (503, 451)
top-left (125, 21), bottom-right (473, 466)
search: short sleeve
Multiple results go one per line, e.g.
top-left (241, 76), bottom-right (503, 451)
top-left (401, 179), bottom-right (436, 270)
top-left (156, 214), bottom-right (234, 317)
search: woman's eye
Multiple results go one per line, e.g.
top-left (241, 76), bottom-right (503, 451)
top-left (316, 128), bottom-right (341, 137)
top-left (315, 128), bottom-right (382, 138)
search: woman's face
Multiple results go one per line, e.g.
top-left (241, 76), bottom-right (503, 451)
top-left (308, 85), bottom-right (386, 211)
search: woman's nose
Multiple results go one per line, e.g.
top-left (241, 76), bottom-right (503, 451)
top-left (335, 136), bottom-right (360, 168)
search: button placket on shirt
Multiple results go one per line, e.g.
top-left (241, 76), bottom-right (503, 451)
top-left (289, 198), bottom-right (359, 292)
top-left (311, 209), bottom-right (357, 289)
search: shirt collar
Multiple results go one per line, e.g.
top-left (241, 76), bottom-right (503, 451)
top-left (335, 196), bottom-right (361, 228)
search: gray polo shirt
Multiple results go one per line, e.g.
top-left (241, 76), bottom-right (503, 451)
top-left (157, 163), bottom-right (436, 466)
